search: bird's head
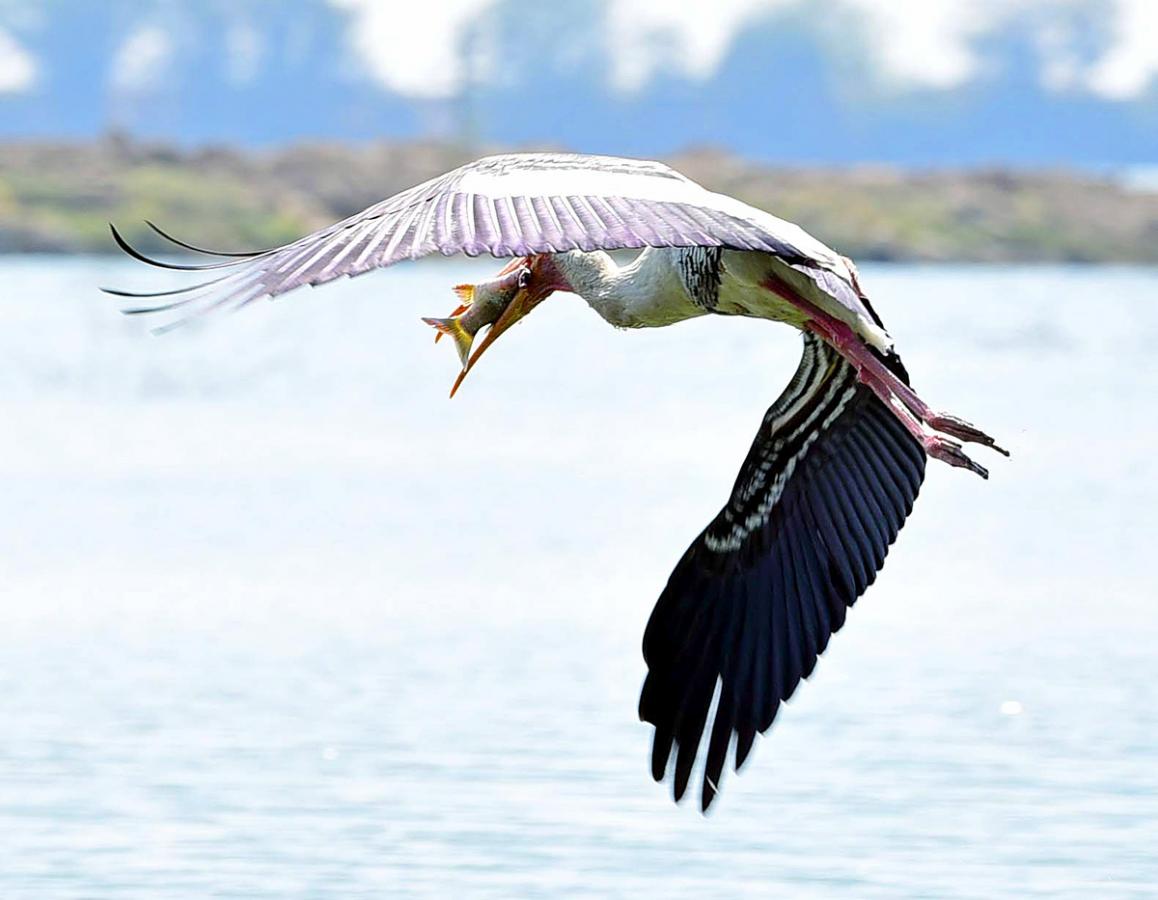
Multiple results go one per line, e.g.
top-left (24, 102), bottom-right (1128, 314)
top-left (444, 254), bottom-right (570, 397)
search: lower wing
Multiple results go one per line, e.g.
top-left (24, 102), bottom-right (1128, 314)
top-left (638, 332), bottom-right (926, 811)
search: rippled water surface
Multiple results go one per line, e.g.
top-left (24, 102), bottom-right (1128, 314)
top-left (2, 257), bottom-right (1156, 898)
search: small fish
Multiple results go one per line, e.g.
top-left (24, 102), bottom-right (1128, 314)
top-left (422, 265), bottom-right (529, 368)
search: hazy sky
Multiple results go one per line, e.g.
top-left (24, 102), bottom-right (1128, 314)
top-left (328, 0), bottom-right (1158, 100)
top-left (0, 0), bottom-right (1155, 103)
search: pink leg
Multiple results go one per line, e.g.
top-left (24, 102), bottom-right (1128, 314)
top-left (853, 361), bottom-right (993, 479)
top-left (867, 361), bottom-right (1007, 455)
top-left (814, 316), bottom-right (1008, 455)
top-left (760, 274), bottom-right (1007, 478)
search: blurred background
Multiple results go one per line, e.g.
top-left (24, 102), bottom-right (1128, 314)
top-left (1, 2), bottom-right (1156, 897)
top-left (3, 0), bottom-right (1158, 259)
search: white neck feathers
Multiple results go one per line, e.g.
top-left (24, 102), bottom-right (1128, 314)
top-left (551, 249), bottom-right (705, 328)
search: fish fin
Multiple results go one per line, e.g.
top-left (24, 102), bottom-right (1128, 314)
top-left (435, 286), bottom-right (474, 345)
top-left (422, 316), bottom-right (473, 368)
top-left (433, 301), bottom-right (471, 344)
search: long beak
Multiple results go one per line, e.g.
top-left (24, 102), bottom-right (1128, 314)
top-left (448, 286), bottom-right (540, 398)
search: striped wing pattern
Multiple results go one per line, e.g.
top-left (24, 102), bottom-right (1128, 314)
top-left (638, 333), bottom-right (926, 811)
top-left (108, 153), bottom-right (819, 327)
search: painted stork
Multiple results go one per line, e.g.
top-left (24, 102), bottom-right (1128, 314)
top-left (105, 153), bottom-right (1007, 811)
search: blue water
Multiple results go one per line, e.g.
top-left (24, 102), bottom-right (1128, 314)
top-left (1, 257), bottom-right (1156, 898)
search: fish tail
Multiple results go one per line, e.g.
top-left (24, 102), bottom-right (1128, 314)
top-left (431, 286), bottom-right (475, 346)
top-left (421, 315), bottom-right (473, 368)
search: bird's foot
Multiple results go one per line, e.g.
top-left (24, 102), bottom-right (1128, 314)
top-left (858, 365), bottom-right (1008, 464)
top-left (777, 279), bottom-right (1007, 476)
top-left (924, 434), bottom-right (989, 479)
top-left (853, 366), bottom-right (999, 478)
top-left (926, 412), bottom-right (1010, 456)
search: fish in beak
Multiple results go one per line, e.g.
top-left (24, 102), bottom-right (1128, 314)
top-left (422, 255), bottom-right (559, 397)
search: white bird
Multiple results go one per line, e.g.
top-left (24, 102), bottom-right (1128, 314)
top-left (106, 152), bottom-right (1007, 811)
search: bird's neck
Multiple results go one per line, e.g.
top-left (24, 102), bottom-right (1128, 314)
top-left (550, 249), bottom-right (696, 328)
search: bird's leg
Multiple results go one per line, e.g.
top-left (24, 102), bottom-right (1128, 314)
top-left (811, 327), bottom-right (993, 477)
top-left (760, 274), bottom-right (1005, 476)
top-left (852, 363), bottom-right (992, 479)
top-left (850, 350), bottom-right (1007, 455)
top-left (816, 316), bottom-right (1006, 452)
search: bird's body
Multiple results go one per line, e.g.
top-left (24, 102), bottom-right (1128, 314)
top-left (107, 151), bottom-right (1007, 811)
top-left (546, 246), bottom-right (888, 345)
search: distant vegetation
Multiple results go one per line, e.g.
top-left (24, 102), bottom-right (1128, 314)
top-left (2, 136), bottom-right (1156, 263)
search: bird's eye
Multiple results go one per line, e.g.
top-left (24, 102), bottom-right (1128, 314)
top-left (517, 268), bottom-right (532, 289)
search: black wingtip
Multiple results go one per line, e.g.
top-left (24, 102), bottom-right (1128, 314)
top-left (108, 222), bottom-right (241, 271)
top-left (100, 272), bottom-right (231, 303)
top-left (103, 287), bottom-right (164, 300)
top-left (734, 730), bottom-right (755, 770)
top-left (700, 778), bottom-right (719, 814)
top-left (649, 730), bottom-right (670, 783)
top-left (109, 222), bottom-right (174, 270)
top-left (144, 220), bottom-right (266, 258)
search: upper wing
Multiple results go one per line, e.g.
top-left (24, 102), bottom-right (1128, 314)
top-left (104, 152), bottom-right (844, 329)
top-left (638, 333), bottom-right (926, 811)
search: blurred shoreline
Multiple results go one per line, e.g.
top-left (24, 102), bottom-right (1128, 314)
top-left (2, 134), bottom-right (1155, 263)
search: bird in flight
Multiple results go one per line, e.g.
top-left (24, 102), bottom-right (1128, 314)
top-left (106, 152), bottom-right (1007, 811)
